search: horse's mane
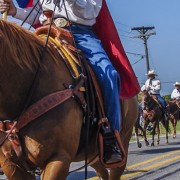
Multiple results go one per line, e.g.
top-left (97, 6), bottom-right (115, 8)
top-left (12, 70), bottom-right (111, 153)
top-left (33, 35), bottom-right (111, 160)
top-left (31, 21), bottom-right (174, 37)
top-left (0, 20), bottom-right (59, 70)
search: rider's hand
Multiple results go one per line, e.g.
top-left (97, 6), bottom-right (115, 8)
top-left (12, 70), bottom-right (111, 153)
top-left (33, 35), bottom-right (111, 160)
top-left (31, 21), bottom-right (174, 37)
top-left (0, 0), bottom-right (17, 17)
top-left (147, 86), bottom-right (151, 91)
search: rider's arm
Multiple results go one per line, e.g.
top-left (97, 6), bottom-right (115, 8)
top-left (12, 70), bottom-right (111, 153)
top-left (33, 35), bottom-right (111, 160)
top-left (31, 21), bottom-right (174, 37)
top-left (144, 80), bottom-right (150, 90)
top-left (171, 90), bottom-right (175, 99)
top-left (14, 0), bottom-right (41, 25)
top-left (68, 0), bottom-right (102, 20)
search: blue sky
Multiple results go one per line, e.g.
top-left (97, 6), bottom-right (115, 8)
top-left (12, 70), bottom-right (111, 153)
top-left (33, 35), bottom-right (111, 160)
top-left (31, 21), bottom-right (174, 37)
top-left (1, 0), bottom-right (180, 95)
top-left (107, 0), bottom-right (180, 95)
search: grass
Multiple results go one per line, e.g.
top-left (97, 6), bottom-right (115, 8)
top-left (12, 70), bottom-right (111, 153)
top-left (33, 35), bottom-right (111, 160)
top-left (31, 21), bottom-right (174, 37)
top-left (131, 120), bottom-right (180, 141)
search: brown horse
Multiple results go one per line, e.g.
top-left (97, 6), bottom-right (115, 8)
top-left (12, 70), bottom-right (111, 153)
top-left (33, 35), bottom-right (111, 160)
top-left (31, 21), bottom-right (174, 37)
top-left (166, 100), bottom-right (180, 138)
top-left (0, 20), bottom-right (138, 180)
top-left (141, 90), bottom-right (169, 146)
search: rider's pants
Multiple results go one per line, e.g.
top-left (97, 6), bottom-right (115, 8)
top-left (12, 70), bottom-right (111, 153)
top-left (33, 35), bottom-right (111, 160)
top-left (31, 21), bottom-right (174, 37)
top-left (68, 24), bottom-right (121, 131)
top-left (155, 94), bottom-right (167, 109)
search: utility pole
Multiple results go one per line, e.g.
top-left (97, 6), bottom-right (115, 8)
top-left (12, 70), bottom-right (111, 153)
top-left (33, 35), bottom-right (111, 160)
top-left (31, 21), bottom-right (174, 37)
top-left (131, 26), bottom-right (156, 73)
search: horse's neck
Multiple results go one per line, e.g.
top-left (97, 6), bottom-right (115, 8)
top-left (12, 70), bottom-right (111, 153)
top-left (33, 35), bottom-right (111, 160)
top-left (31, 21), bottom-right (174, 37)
top-left (147, 96), bottom-right (157, 110)
top-left (0, 53), bottom-right (72, 120)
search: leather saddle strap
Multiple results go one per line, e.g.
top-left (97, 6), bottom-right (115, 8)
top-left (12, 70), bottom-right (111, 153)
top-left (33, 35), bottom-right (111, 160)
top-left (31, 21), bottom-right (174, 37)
top-left (16, 75), bottom-right (85, 130)
top-left (88, 66), bottom-right (106, 118)
top-left (16, 89), bottom-right (73, 130)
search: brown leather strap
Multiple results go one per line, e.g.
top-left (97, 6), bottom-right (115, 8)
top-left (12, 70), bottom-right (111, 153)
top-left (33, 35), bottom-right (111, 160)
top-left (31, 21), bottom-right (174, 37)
top-left (16, 89), bottom-right (73, 130)
top-left (16, 75), bottom-right (85, 130)
top-left (88, 66), bottom-right (106, 118)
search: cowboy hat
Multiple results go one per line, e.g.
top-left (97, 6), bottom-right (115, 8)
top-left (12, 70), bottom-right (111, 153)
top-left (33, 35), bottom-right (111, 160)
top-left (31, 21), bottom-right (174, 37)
top-left (146, 70), bottom-right (157, 76)
top-left (173, 82), bottom-right (180, 86)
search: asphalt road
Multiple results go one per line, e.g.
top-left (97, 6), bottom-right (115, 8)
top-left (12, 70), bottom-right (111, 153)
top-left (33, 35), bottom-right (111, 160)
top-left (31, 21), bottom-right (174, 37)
top-left (0, 134), bottom-right (180, 180)
top-left (69, 133), bottom-right (180, 180)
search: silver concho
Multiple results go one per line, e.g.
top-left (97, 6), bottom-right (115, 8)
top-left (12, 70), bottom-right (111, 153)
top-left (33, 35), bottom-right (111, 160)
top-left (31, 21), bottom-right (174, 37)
top-left (54, 18), bottom-right (68, 28)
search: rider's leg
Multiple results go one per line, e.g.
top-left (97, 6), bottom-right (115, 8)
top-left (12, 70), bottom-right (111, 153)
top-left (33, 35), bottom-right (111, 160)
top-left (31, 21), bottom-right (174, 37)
top-left (156, 95), bottom-right (167, 112)
top-left (156, 95), bottom-right (167, 107)
top-left (70, 24), bottom-right (122, 163)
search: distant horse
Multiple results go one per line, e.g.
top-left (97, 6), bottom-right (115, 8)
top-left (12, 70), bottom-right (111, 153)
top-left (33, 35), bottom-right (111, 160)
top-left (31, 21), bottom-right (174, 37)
top-left (141, 90), bottom-right (169, 146)
top-left (166, 100), bottom-right (180, 138)
top-left (0, 20), bottom-right (138, 180)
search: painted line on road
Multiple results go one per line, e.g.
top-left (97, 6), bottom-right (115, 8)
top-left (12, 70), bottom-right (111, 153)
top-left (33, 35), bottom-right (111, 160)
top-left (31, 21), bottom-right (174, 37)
top-left (126, 149), bottom-right (180, 169)
top-left (121, 155), bottom-right (180, 179)
top-left (87, 150), bottom-right (180, 180)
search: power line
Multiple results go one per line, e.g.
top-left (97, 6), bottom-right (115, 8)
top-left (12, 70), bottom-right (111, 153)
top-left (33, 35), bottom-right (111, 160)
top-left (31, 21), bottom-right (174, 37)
top-left (132, 57), bottom-right (144, 65)
top-left (114, 20), bottom-right (132, 28)
top-left (126, 52), bottom-right (145, 56)
top-left (119, 34), bottom-right (131, 38)
top-left (117, 28), bottom-right (131, 34)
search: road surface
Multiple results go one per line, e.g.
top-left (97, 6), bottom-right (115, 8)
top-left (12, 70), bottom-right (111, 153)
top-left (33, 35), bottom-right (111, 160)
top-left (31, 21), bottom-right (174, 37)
top-left (0, 134), bottom-right (180, 180)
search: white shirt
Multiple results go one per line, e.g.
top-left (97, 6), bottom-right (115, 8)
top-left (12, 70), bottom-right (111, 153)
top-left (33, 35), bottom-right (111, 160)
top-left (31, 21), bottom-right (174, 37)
top-left (15, 0), bottom-right (102, 26)
top-left (144, 78), bottom-right (161, 95)
top-left (171, 89), bottom-right (180, 100)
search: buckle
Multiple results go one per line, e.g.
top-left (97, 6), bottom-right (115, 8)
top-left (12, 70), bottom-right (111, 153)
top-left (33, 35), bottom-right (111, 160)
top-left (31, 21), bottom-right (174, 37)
top-left (54, 18), bottom-right (69, 28)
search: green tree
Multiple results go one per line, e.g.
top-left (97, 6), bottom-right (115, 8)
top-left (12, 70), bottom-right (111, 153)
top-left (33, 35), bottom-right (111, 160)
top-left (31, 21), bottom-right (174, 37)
top-left (163, 94), bottom-right (171, 101)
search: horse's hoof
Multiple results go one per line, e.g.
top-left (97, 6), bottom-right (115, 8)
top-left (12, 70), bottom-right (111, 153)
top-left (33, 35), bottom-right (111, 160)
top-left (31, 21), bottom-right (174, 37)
top-left (0, 168), bottom-right (4, 175)
top-left (145, 141), bottom-right (149, 146)
top-left (173, 136), bottom-right (176, 139)
top-left (151, 143), bottom-right (154, 146)
top-left (138, 143), bottom-right (142, 148)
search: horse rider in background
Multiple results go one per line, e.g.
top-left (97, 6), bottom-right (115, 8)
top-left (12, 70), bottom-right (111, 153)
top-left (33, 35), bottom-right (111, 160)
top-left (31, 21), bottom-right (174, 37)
top-left (143, 70), bottom-right (168, 115)
top-left (171, 82), bottom-right (180, 101)
top-left (171, 82), bottom-right (180, 108)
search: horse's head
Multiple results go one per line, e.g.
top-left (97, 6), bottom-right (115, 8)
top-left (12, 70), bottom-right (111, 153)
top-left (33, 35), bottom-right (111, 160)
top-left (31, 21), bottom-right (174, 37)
top-left (141, 91), bottom-right (159, 113)
top-left (141, 90), bottom-right (151, 108)
top-left (166, 100), bottom-right (180, 114)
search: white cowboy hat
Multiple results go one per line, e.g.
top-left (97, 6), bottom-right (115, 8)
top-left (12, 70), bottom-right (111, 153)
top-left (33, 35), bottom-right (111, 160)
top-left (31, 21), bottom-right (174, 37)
top-left (146, 70), bottom-right (157, 76)
top-left (173, 82), bottom-right (180, 86)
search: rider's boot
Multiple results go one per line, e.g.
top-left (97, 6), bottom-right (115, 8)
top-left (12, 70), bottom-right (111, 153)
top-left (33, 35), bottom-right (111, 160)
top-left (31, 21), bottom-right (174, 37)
top-left (102, 126), bottom-right (122, 164)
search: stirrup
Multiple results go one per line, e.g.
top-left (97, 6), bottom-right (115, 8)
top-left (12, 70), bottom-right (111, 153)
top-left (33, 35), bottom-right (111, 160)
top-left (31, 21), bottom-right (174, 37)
top-left (98, 124), bottom-right (126, 168)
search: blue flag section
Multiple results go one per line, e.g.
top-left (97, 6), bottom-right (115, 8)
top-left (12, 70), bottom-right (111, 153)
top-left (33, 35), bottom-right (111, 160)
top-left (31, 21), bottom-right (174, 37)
top-left (16, 0), bottom-right (30, 8)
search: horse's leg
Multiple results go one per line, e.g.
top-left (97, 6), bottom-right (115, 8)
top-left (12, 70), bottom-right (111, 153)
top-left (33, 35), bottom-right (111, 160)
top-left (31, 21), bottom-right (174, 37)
top-left (174, 119), bottom-right (177, 139)
top-left (171, 117), bottom-right (176, 139)
top-left (90, 161), bottom-right (109, 180)
top-left (40, 155), bottom-right (71, 180)
top-left (109, 97), bottom-right (138, 180)
top-left (134, 121), bottom-right (142, 148)
top-left (151, 122), bottom-right (156, 146)
top-left (143, 120), bottom-right (149, 146)
top-left (0, 148), bottom-right (35, 180)
top-left (156, 122), bottom-right (160, 145)
top-left (165, 118), bottom-right (169, 144)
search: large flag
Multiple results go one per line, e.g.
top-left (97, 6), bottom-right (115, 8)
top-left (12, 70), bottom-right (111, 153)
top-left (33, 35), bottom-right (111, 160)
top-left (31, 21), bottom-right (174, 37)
top-left (17, 0), bottom-right (140, 99)
top-left (93, 0), bottom-right (140, 99)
